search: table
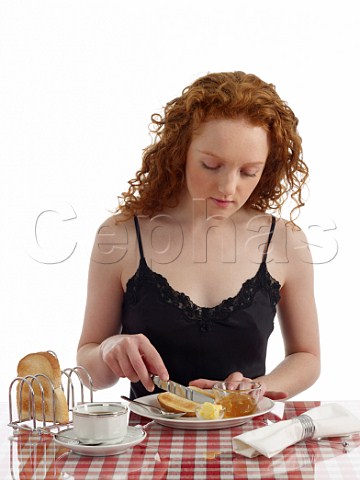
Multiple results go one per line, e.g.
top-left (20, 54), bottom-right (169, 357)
top-left (1, 400), bottom-right (360, 479)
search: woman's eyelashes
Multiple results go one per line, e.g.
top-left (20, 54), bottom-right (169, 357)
top-left (201, 161), bottom-right (220, 170)
top-left (241, 170), bottom-right (258, 178)
top-left (201, 161), bottom-right (258, 178)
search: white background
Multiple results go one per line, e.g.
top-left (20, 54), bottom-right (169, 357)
top-left (1, 1), bottom-right (359, 405)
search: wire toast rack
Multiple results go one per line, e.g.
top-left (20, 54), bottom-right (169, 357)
top-left (8, 351), bottom-right (94, 435)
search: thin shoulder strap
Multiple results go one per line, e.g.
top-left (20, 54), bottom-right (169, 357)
top-left (262, 216), bottom-right (276, 263)
top-left (133, 216), bottom-right (145, 260)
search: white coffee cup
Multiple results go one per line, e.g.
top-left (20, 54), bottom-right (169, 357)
top-left (72, 402), bottom-right (128, 442)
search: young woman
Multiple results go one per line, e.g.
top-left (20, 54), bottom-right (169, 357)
top-left (77, 71), bottom-right (320, 400)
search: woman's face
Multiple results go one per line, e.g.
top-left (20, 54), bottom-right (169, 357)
top-left (185, 117), bottom-right (269, 219)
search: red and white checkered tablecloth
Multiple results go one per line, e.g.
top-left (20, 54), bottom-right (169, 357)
top-left (1, 401), bottom-right (360, 479)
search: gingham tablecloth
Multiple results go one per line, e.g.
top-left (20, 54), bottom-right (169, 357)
top-left (2, 401), bottom-right (360, 479)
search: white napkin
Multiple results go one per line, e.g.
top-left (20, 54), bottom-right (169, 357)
top-left (232, 403), bottom-right (360, 458)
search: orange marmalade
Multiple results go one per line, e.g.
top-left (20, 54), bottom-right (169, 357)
top-left (215, 393), bottom-right (256, 418)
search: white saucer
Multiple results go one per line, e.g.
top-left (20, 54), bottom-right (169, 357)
top-left (54, 426), bottom-right (146, 456)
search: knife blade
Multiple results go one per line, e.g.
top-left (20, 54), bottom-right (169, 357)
top-left (152, 376), bottom-right (214, 404)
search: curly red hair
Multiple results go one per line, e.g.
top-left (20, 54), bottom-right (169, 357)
top-left (118, 71), bottom-right (308, 221)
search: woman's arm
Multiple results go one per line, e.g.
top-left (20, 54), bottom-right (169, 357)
top-left (76, 217), bottom-right (127, 389)
top-left (254, 223), bottom-right (321, 398)
top-left (77, 217), bottom-right (168, 392)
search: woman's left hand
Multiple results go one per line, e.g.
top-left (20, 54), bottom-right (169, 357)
top-left (258, 384), bottom-right (288, 400)
top-left (189, 371), bottom-right (250, 389)
top-left (189, 371), bottom-right (288, 400)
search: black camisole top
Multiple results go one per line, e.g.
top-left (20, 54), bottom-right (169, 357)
top-left (121, 216), bottom-right (281, 399)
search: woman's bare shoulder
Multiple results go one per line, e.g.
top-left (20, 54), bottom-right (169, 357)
top-left (272, 216), bottom-right (314, 275)
top-left (97, 212), bottom-right (135, 228)
top-left (90, 213), bottom-right (137, 266)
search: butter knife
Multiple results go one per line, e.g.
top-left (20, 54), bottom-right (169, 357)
top-left (152, 376), bottom-right (214, 403)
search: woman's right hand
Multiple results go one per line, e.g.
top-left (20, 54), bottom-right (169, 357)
top-left (100, 333), bottom-right (169, 392)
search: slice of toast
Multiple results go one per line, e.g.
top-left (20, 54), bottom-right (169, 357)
top-left (17, 351), bottom-right (69, 424)
top-left (157, 392), bottom-right (200, 417)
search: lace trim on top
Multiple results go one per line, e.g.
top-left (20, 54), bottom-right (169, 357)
top-left (125, 259), bottom-right (281, 332)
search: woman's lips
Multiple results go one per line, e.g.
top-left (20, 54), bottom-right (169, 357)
top-left (210, 197), bottom-right (235, 208)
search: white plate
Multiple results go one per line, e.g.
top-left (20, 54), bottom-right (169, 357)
top-left (54, 426), bottom-right (146, 456)
top-left (128, 394), bottom-right (275, 430)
